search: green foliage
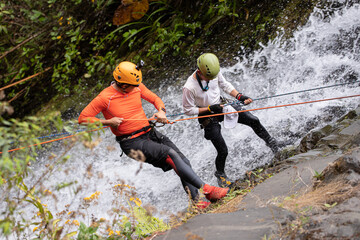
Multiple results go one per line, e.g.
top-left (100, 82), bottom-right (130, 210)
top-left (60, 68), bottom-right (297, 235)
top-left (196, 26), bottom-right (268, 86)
top-left (324, 202), bottom-right (337, 209)
top-left (262, 234), bottom-right (272, 240)
top-left (0, 110), bottom-right (65, 237)
top-left (77, 222), bottom-right (99, 240)
top-left (0, 109), bottom-right (169, 238)
top-left (0, 112), bottom-right (63, 179)
top-left (1, 0), bottom-right (249, 117)
top-left (132, 206), bottom-right (170, 237)
top-left (114, 210), bottom-right (169, 240)
top-left (313, 170), bottom-right (324, 180)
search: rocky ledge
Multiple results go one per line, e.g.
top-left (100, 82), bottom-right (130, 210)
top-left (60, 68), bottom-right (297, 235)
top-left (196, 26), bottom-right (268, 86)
top-left (155, 104), bottom-right (360, 240)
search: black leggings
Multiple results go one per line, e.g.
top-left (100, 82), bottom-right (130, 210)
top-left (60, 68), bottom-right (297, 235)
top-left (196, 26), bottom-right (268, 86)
top-left (203, 110), bottom-right (272, 173)
top-left (119, 129), bottom-right (203, 200)
top-left (166, 149), bottom-right (203, 199)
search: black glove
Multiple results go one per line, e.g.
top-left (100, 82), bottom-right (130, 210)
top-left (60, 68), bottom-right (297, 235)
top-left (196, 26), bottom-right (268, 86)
top-left (236, 93), bottom-right (250, 104)
top-left (208, 104), bottom-right (223, 113)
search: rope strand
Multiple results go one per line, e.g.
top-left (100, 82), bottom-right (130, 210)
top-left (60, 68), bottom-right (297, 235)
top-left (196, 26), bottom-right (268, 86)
top-left (170, 94), bottom-right (360, 123)
top-left (168, 80), bottom-right (360, 117)
top-left (2, 94), bottom-right (359, 154)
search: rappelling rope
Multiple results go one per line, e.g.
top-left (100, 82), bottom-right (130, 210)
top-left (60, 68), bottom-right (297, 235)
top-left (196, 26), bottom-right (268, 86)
top-left (29, 80), bottom-right (360, 139)
top-left (227, 79), bottom-right (360, 106)
top-left (35, 127), bottom-right (108, 140)
top-left (0, 127), bottom-right (109, 154)
top-left (127, 94), bottom-right (360, 123)
top-left (167, 80), bottom-right (360, 117)
top-left (2, 94), bottom-right (358, 154)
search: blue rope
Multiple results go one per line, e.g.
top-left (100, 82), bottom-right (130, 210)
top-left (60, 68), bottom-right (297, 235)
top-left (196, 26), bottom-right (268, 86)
top-left (231, 80), bottom-right (360, 105)
top-left (168, 80), bottom-right (360, 117)
top-left (35, 128), bottom-right (88, 140)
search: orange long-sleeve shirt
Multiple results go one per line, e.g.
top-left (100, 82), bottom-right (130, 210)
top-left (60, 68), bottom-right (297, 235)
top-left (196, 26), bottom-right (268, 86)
top-left (78, 82), bottom-right (165, 136)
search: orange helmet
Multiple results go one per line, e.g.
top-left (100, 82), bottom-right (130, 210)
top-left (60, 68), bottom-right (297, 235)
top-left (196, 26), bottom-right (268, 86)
top-left (113, 61), bottom-right (142, 85)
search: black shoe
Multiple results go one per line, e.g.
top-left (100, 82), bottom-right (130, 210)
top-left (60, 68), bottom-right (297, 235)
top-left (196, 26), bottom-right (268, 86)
top-left (277, 139), bottom-right (292, 148)
top-left (267, 138), bottom-right (279, 154)
top-left (214, 171), bottom-right (234, 188)
top-left (267, 138), bottom-right (292, 154)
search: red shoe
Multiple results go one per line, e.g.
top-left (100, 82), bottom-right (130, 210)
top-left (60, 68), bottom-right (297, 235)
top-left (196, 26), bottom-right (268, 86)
top-left (203, 184), bottom-right (229, 201)
top-left (196, 201), bottom-right (211, 209)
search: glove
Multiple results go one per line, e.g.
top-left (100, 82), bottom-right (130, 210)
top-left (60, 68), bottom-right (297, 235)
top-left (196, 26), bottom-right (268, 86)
top-left (236, 93), bottom-right (250, 104)
top-left (208, 104), bottom-right (223, 113)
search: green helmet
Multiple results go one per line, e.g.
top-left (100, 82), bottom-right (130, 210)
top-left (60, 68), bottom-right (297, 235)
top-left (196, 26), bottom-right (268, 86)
top-left (197, 53), bottom-right (220, 79)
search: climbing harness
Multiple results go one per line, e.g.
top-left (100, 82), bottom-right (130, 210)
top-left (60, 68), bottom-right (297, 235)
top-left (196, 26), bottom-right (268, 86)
top-left (115, 121), bottom-right (164, 157)
top-left (115, 122), bottom-right (155, 142)
top-left (115, 120), bottom-right (167, 142)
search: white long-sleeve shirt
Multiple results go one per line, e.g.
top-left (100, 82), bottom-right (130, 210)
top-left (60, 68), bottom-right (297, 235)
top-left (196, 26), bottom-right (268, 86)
top-left (182, 70), bottom-right (235, 115)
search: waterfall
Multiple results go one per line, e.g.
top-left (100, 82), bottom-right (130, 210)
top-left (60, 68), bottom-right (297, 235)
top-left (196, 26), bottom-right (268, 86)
top-left (21, 1), bottom-right (360, 225)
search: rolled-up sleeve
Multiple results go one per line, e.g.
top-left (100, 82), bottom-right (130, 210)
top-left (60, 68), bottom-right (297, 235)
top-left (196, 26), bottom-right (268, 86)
top-left (182, 87), bottom-right (199, 116)
top-left (218, 72), bottom-right (235, 95)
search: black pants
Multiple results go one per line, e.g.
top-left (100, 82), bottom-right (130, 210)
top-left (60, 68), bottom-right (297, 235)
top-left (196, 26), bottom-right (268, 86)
top-left (117, 129), bottom-right (202, 200)
top-left (200, 106), bottom-right (273, 173)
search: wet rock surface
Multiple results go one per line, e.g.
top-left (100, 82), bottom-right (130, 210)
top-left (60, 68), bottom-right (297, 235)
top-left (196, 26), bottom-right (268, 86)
top-left (155, 104), bottom-right (360, 240)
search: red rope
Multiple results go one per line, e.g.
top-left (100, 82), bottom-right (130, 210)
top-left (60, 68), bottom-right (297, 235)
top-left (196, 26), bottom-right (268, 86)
top-left (0, 127), bottom-right (108, 154)
top-left (169, 94), bottom-right (360, 123)
top-left (1, 94), bottom-right (359, 154)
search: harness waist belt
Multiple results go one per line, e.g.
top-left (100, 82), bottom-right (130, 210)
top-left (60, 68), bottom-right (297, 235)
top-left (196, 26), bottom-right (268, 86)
top-left (116, 125), bottom-right (152, 141)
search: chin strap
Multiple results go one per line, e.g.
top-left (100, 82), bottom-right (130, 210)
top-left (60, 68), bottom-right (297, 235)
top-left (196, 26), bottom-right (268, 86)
top-left (196, 72), bottom-right (209, 91)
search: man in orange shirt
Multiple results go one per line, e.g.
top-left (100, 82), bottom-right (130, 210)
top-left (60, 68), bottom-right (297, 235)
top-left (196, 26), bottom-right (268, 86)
top-left (79, 61), bottom-right (229, 207)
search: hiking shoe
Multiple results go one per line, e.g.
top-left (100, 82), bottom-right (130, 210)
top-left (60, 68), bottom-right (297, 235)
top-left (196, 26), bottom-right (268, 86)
top-left (214, 171), bottom-right (234, 188)
top-left (203, 184), bottom-right (229, 202)
top-left (267, 137), bottom-right (279, 154)
top-left (267, 138), bottom-right (292, 154)
top-left (196, 201), bottom-right (211, 209)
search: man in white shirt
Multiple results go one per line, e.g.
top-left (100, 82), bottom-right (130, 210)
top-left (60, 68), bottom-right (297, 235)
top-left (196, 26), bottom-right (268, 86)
top-left (182, 53), bottom-right (279, 187)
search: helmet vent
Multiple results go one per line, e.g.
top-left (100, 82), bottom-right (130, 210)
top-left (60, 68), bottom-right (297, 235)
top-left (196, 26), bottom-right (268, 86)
top-left (114, 61), bottom-right (142, 85)
top-left (206, 66), bottom-right (211, 75)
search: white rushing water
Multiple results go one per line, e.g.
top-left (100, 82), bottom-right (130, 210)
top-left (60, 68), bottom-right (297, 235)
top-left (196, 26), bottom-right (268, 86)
top-left (17, 0), bottom-right (360, 228)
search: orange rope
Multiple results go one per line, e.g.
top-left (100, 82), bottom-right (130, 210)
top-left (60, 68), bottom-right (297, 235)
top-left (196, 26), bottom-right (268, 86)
top-left (0, 67), bottom-right (52, 92)
top-left (169, 94), bottom-right (360, 123)
top-left (1, 94), bottom-right (359, 154)
top-left (2, 134), bottom-right (75, 154)
top-left (124, 94), bottom-right (360, 122)
top-left (0, 127), bottom-right (108, 154)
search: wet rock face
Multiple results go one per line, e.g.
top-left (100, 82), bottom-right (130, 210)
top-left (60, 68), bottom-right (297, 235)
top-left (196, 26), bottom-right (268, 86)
top-left (274, 106), bottom-right (360, 239)
top-left (306, 148), bottom-right (360, 239)
top-left (338, 149), bottom-right (360, 175)
top-left (298, 107), bottom-right (360, 154)
top-left (299, 130), bottom-right (326, 152)
top-left (317, 148), bottom-right (360, 185)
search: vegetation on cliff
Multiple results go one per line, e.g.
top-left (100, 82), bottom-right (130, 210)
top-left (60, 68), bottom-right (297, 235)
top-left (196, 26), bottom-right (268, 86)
top-left (0, 0), bottom-right (323, 238)
top-left (1, 0), bottom-right (318, 118)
